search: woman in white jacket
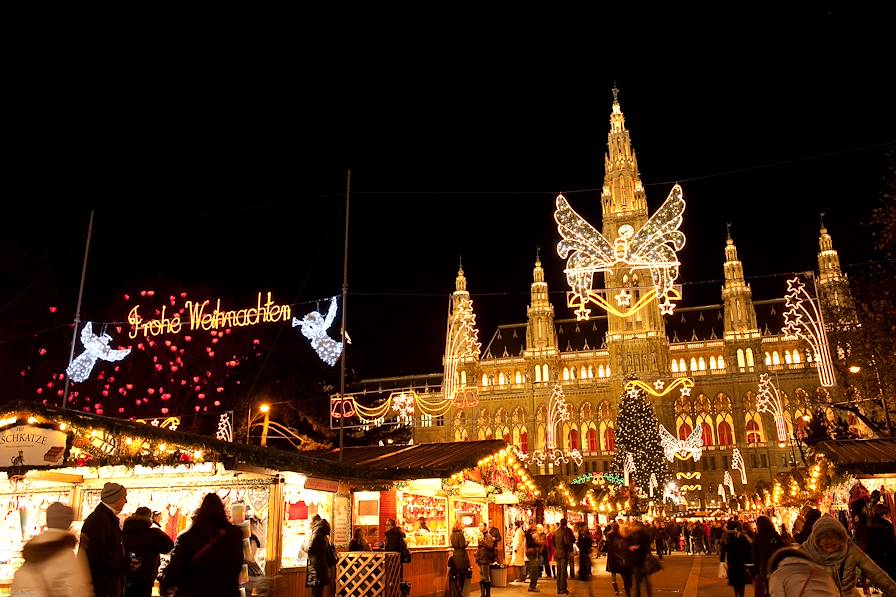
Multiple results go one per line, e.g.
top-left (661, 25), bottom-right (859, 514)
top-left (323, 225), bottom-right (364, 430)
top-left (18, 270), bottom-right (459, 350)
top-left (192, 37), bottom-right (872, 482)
top-left (510, 520), bottom-right (527, 581)
top-left (12, 502), bottom-right (94, 597)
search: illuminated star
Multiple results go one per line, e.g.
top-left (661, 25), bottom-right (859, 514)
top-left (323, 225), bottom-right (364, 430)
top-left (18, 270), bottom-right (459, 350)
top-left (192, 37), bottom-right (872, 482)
top-left (653, 379), bottom-right (666, 391)
top-left (659, 299), bottom-right (675, 315)
top-left (627, 387), bottom-right (641, 399)
top-left (680, 386), bottom-right (692, 397)
top-left (615, 289), bottom-right (632, 307)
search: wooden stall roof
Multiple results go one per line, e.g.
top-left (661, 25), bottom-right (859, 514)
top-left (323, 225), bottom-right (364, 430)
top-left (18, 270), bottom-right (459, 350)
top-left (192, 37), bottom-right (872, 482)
top-left (303, 440), bottom-right (509, 480)
top-left (815, 438), bottom-right (896, 475)
top-left (0, 400), bottom-right (360, 481)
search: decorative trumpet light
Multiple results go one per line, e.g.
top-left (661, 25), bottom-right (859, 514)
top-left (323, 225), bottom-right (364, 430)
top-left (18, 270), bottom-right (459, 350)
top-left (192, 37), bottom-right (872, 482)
top-left (757, 373), bottom-right (788, 443)
top-left (782, 276), bottom-right (836, 387)
top-left (555, 184), bottom-right (686, 320)
top-left (523, 385), bottom-right (583, 467)
top-left (443, 293), bottom-right (481, 407)
top-left (731, 447), bottom-right (747, 484)
top-left (724, 471), bottom-right (735, 496)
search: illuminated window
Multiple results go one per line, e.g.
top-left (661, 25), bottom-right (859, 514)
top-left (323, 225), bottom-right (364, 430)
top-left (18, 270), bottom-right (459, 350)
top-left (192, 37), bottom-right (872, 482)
top-left (588, 366), bottom-right (594, 379)
top-left (746, 348), bottom-right (754, 367)
top-left (698, 357), bottom-right (706, 371)
top-left (737, 349), bottom-right (745, 368)
top-left (718, 355), bottom-right (726, 369)
top-left (701, 422), bottom-right (714, 447)
top-left (671, 360), bottom-right (679, 373)
top-left (542, 364), bottom-right (549, 381)
top-left (421, 413), bottom-right (433, 428)
top-left (534, 366), bottom-right (542, 383)
top-left (764, 352), bottom-right (772, 366)
top-left (717, 421), bottom-right (733, 446)
top-left (604, 427), bottom-right (615, 451)
top-left (690, 358), bottom-right (698, 371)
top-left (678, 423), bottom-right (693, 440)
top-left (792, 350), bottom-right (801, 364)
top-left (679, 359), bottom-right (686, 372)
top-left (587, 429), bottom-right (598, 452)
top-left (515, 370), bottom-right (522, 384)
top-left (460, 370), bottom-right (467, 385)
top-left (785, 351), bottom-right (792, 364)
top-left (598, 365), bottom-right (606, 378)
top-left (498, 372), bottom-right (506, 386)
top-left (772, 351), bottom-right (780, 365)
top-left (606, 365), bottom-right (611, 377)
top-left (563, 367), bottom-right (570, 381)
top-left (746, 418), bottom-right (761, 444)
top-left (569, 429), bottom-right (579, 451)
top-left (709, 356), bottom-right (717, 370)
top-left (482, 374), bottom-right (488, 387)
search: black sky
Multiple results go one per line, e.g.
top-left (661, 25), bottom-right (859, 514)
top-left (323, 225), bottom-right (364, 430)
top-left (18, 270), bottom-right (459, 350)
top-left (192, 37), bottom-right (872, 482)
top-left (3, 10), bottom-right (895, 413)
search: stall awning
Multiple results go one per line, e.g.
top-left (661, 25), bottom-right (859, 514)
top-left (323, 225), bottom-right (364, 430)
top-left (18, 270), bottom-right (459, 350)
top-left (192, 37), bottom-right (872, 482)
top-left (815, 438), bottom-right (896, 475)
top-left (304, 440), bottom-right (508, 480)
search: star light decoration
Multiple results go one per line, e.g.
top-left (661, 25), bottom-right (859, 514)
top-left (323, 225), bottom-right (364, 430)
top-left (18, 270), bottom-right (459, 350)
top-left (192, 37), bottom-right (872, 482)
top-left (216, 412), bottom-right (233, 442)
top-left (66, 322), bottom-right (132, 383)
top-left (723, 470), bottom-right (735, 496)
top-left (555, 184), bottom-right (687, 320)
top-left (292, 297), bottom-right (343, 366)
top-left (443, 290), bottom-right (482, 408)
top-left (731, 447), bottom-right (747, 484)
top-left (625, 377), bottom-right (693, 399)
top-left (757, 373), bottom-right (789, 443)
top-left (659, 424), bottom-right (703, 462)
top-left (521, 385), bottom-right (583, 467)
top-left (782, 276), bottom-right (836, 387)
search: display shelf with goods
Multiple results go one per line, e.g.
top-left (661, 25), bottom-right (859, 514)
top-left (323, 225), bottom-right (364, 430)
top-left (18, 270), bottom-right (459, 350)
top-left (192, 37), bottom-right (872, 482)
top-left (281, 472), bottom-right (335, 568)
top-left (352, 490), bottom-right (381, 549)
top-left (398, 490), bottom-right (448, 548)
top-left (451, 498), bottom-right (486, 547)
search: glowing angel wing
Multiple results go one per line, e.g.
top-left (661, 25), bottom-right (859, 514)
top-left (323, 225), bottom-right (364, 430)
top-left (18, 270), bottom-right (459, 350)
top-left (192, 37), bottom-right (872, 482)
top-left (659, 425), bottom-right (679, 462)
top-left (554, 194), bottom-right (614, 298)
top-left (99, 345), bottom-right (131, 362)
top-left (80, 322), bottom-right (95, 345)
top-left (626, 184), bottom-right (686, 298)
top-left (681, 425), bottom-right (703, 461)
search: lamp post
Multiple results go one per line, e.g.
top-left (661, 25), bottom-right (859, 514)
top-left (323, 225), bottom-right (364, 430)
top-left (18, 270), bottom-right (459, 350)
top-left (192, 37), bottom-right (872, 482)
top-left (849, 363), bottom-right (891, 436)
top-left (246, 403), bottom-right (275, 446)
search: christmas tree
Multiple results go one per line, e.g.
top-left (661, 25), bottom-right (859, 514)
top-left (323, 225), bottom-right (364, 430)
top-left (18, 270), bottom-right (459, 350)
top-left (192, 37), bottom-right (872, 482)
top-left (610, 375), bottom-right (672, 495)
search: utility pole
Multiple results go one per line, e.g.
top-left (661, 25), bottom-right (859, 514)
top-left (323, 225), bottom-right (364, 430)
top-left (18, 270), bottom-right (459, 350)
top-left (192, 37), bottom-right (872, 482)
top-left (62, 210), bottom-right (95, 409)
top-left (339, 170), bottom-right (351, 462)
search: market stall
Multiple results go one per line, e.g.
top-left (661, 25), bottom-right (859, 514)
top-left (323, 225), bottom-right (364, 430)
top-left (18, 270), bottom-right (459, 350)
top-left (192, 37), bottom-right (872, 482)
top-left (0, 401), bottom-right (358, 597)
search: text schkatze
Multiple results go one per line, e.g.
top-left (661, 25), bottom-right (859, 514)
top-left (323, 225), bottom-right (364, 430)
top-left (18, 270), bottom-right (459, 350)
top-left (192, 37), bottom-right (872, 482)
top-left (128, 292), bottom-right (292, 338)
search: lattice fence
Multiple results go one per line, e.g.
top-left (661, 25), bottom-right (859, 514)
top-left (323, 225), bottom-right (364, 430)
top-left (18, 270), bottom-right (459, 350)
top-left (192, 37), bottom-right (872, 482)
top-left (337, 552), bottom-right (401, 597)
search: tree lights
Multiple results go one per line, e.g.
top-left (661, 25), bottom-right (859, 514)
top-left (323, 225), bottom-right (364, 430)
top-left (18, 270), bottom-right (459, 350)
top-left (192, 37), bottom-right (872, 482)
top-left (610, 378), bottom-right (672, 492)
top-left (782, 276), bottom-right (836, 387)
top-left (554, 184), bottom-right (687, 320)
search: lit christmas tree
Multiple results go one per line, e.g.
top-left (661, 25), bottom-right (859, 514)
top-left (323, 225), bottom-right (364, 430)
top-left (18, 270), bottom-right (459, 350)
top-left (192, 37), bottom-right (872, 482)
top-left (610, 374), bottom-right (672, 496)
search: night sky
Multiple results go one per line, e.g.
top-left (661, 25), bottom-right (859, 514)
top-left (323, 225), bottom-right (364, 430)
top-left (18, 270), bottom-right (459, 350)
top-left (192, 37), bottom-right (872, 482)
top-left (3, 10), bottom-right (895, 422)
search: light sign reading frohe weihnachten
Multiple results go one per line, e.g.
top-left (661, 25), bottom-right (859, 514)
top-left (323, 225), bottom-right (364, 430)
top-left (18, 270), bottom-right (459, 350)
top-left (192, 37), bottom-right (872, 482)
top-left (128, 291), bottom-right (292, 338)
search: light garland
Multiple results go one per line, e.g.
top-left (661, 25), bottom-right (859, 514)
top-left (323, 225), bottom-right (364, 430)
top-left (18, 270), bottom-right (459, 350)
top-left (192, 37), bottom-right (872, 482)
top-left (216, 412), bottom-right (233, 442)
top-left (757, 373), bottom-right (788, 442)
top-left (292, 297), bottom-right (343, 366)
top-left (724, 471), bottom-right (735, 496)
top-left (554, 184), bottom-right (686, 320)
top-left (135, 417), bottom-right (181, 431)
top-left (523, 385), bottom-right (583, 467)
top-left (625, 377), bottom-right (694, 398)
top-left (659, 424), bottom-right (703, 462)
top-left (66, 322), bottom-right (132, 383)
top-left (782, 276), bottom-right (836, 387)
top-left (443, 293), bottom-right (482, 406)
top-left (731, 447), bottom-right (747, 484)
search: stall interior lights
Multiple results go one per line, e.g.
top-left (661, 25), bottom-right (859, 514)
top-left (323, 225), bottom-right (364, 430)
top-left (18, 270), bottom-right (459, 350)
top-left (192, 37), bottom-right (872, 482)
top-left (473, 448), bottom-right (540, 498)
top-left (555, 184), bottom-right (686, 320)
top-left (0, 416), bottom-right (17, 428)
top-left (557, 482), bottom-right (577, 508)
top-left (782, 276), bottom-right (836, 387)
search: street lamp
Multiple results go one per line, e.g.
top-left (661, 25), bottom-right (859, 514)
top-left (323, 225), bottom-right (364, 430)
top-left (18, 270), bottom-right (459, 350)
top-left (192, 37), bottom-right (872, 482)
top-left (848, 363), bottom-right (891, 436)
top-left (246, 403), bottom-right (272, 446)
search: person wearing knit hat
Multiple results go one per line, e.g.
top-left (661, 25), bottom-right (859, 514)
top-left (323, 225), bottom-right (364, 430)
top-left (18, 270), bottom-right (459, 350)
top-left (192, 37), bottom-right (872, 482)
top-left (798, 514), bottom-right (896, 596)
top-left (81, 482), bottom-right (130, 597)
top-left (12, 502), bottom-right (94, 595)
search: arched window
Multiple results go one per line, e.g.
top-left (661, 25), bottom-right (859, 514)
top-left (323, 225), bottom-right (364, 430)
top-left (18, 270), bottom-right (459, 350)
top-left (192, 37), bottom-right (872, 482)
top-left (588, 366), bottom-right (594, 378)
top-left (678, 423), bottom-right (693, 440)
top-left (737, 349), bottom-right (746, 368)
top-left (569, 429), bottom-right (579, 451)
top-left (679, 359), bottom-right (686, 372)
top-left (785, 351), bottom-right (792, 364)
top-left (793, 350), bottom-right (801, 364)
top-left (764, 352), bottom-right (772, 366)
top-left (563, 367), bottom-right (570, 381)
top-left (746, 348), bottom-right (755, 367)
top-left (718, 355), bottom-right (726, 369)
top-left (598, 364), bottom-right (606, 378)
top-left (587, 429), bottom-right (597, 452)
top-left (515, 370), bottom-right (523, 384)
top-left (498, 372), bottom-right (506, 386)
top-left (520, 432), bottom-right (529, 453)
top-left (534, 366), bottom-right (542, 383)
top-left (606, 365), bottom-right (611, 377)
top-left (698, 357), bottom-right (706, 370)
top-left (717, 421), bottom-right (733, 446)
top-left (503, 432), bottom-right (511, 443)
top-left (690, 358), bottom-right (698, 371)
top-left (542, 364), bottom-right (549, 381)
top-left (571, 366), bottom-right (578, 380)
top-left (745, 419), bottom-right (762, 445)
top-left (482, 374), bottom-right (489, 387)
top-left (604, 427), bottom-right (615, 451)
top-left (772, 351), bottom-right (780, 365)
top-left (671, 360), bottom-right (679, 373)
top-left (701, 422), bottom-right (714, 446)
top-left (709, 356), bottom-right (717, 370)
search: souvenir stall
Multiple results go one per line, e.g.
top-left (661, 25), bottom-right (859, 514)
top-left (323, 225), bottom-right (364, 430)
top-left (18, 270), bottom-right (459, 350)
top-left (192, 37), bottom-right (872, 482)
top-left (306, 440), bottom-right (540, 597)
top-left (0, 402), bottom-right (357, 597)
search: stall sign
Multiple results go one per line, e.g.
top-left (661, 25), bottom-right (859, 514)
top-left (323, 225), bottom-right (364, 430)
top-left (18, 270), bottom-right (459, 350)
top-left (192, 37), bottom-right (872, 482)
top-left (0, 425), bottom-right (67, 467)
top-left (333, 494), bottom-right (351, 549)
top-left (304, 477), bottom-right (339, 493)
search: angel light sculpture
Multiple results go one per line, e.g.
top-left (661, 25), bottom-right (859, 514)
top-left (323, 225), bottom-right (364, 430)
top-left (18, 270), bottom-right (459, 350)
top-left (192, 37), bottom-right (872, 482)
top-left (66, 322), bottom-right (132, 383)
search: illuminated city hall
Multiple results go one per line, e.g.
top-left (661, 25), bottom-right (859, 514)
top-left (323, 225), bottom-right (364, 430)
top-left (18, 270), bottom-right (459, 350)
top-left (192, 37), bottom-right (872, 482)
top-left (351, 90), bottom-right (860, 509)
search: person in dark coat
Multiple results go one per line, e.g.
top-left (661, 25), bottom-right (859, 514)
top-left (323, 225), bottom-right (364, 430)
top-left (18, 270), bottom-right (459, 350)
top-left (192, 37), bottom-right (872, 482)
top-left (305, 518), bottom-right (333, 597)
top-left (866, 503), bottom-right (896, 582)
top-left (605, 522), bottom-right (629, 596)
top-left (158, 493), bottom-right (243, 597)
top-left (122, 506), bottom-right (174, 597)
top-left (81, 482), bottom-right (130, 597)
top-left (384, 518), bottom-right (406, 552)
top-left (720, 520), bottom-right (752, 597)
top-left (448, 524), bottom-right (471, 597)
top-left (794, 508), bottom-right (821, 544)
top-left (349, 527), bottom-right (370, 551)
top-left (577, 523), bottom-right (593, 580)
top-left (624, 521), bottom-right (652, 597)
top-left (751, 515), bottom-right (782, 597)
top-left (475, 524), bottom-right (496, 597)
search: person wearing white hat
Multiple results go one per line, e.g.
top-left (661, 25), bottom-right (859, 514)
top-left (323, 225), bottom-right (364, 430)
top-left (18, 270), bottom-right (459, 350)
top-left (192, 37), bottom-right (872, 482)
top-left (80, 482), bottom-right (129, 597)
top-left (12, 502), bottom-right (94, 596)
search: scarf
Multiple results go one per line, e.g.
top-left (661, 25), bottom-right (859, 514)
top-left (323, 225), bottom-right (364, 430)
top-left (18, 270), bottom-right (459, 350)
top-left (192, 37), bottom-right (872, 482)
top-left (801, 515), bottom-right (848, 566)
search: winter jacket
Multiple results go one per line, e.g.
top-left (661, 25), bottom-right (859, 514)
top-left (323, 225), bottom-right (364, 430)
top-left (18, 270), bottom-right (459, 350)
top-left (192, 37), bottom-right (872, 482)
top-left (510, 525), bottom-right (526, 567)
top-left (768, 547), bottom-right (839, 597)
top-left (605, 530), bottom-right (627, 574)
top-left (449, 528), bottom-right (471, 570)
top-left (753, 527), bottom-right (784, 581)
top-left (867, 516), bottom-right (896, 580)
top-left (122, 515), bottom-right (174, 592)
top-left (553, 525), bottom-right (575, 560)
top-left (80, 503), bottom-right (128, 597)
top-left (305, 520), bottom-right (333, 588)
top-left (384, 526), bottom-right (406, 553)
top-left (720, 531), bottom-right (752, 587)
top-left (624, 528), bottom-right (650, 568)
top-left (12, 529), bottom-right (94, 597)
top-left (475, 532), bottom-right (496, 565)
top-left (158, 521), bottom-right (243, 597)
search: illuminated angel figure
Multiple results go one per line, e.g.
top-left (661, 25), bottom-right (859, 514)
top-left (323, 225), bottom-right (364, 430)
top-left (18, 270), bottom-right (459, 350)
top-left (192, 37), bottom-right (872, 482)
top-left (66, 322), bottom-right (132, 383)
top-left (292, 297), bottom-right (343, 366)
top-left (555, 184), bottom-right (686, 320)
top-left (659, 424), bottom-right (703, 462)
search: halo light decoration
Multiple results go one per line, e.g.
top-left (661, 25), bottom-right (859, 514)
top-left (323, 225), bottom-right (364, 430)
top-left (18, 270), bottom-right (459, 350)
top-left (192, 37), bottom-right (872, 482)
top-left (731, 447), bottom-right (747, 484)
top-left (66, 322), bottom-right (132, 383)
top-left (782, 276), bottom-right (836, 387)
top-left (626, 377), bottom-right (694, 399)
top-left (659, 424), bottom-right (703, 462)
top-left (443, 295), bottom-right (482, 407)
top-left (757, 373), bottom-right (788, 443)
top-left (522, 385), bottom-right (584, 467)
top-left (292, 296), bottom-right (343, 366)
top-left (554, 184), bottom-right (687, 321)
top-left (723, 471), bottom-right (735, 496)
